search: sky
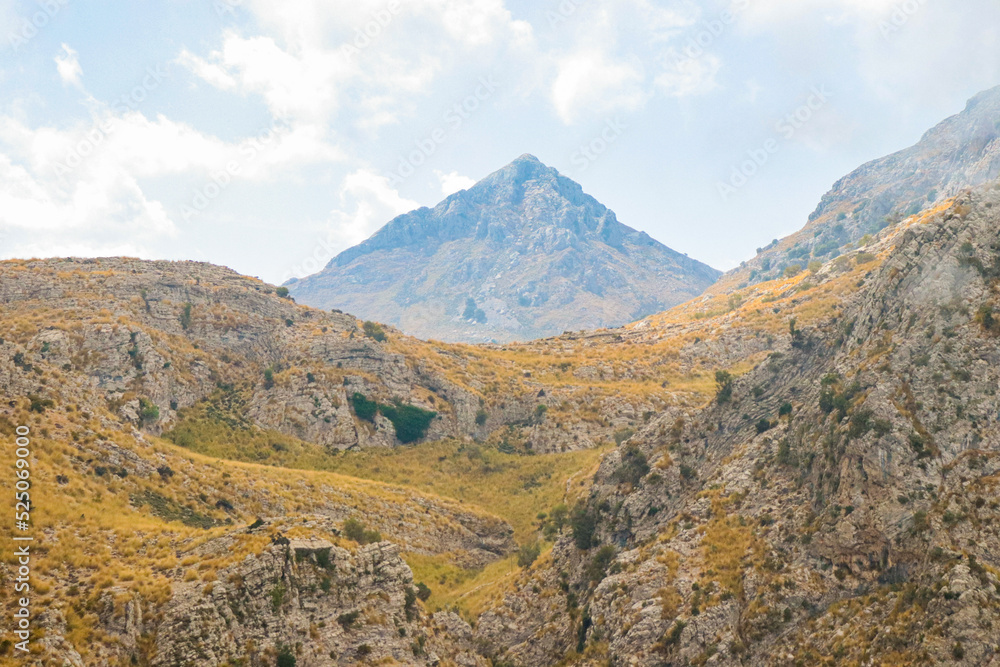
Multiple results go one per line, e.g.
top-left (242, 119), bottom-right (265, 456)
top-left (1, 0), bottom-right (999, 285)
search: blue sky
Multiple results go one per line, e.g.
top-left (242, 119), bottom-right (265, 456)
top-left (1, 0), bottom-right (999, 284)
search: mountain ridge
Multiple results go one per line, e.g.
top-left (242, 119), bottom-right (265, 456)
top-left (720, 84), bottom-right (1000, 291)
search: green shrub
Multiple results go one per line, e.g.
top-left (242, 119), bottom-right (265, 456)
top-left (517, 542), bottom-right (540, 568)
top-left (270, 583), bottom-right (286, 612)
top-left (715, 371), bottom-right (733, 405)
top-left (776, 439), bottom-right (797, 467)
top-left (337, 610), bottom-right (360, 630)
top-left (783, 264), bottom-right (802, 278)
top-left (475, 408), bottom-right (488, 426)
top-left (276, 644), bottom-right (296, 667)
top-left (350, 393), bottom-right (378, 422)
top-left (848, 409), bottom-right (873, 439)
top-left (28, 395), bottom-right (54, 413)
top-left (362, 321), bottom-right (387, 342)
top-left (975, 305), bottom-right (1000, 333)
top-left (342, 517), bottom-right (382, 544)
top-left (586, 545), bottom-right (616, 582)
top-left (179, 302), bottom-right (193, 330)
top-left (415, 582), bottom-right (431, 601)
top-left (275, 286), bottom-right (290, 298)
top-left (404, 586), bottom-right (418, 620)
top-left (263, 368), bottom-right (274, 390)
top-left (380, 401), bottom-right (436, 444)
top-left (571, 505), bottom-right (597, 550)
top-left (612, 445), bottom-right (649, 486)
top-left (139, 398), bottom-right (160, 424)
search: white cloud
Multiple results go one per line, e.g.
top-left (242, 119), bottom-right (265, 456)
top-left (552, 51), bottom-right (646, 124)
top-left (178, 33), bottom-right (352, 122)
top-left (176, 49), bottom-right (237, 90)
top-left (435, 169), bottom-right (475, 196)
top-left (0, 151), bottom-right (173, 236)
top-left (431, 0), bottom-right (533, 47)
top-left (327, 169), bottom-right (419, 248)
top-left (54, 43), bottom-right (82, 88)
top-left (545, 0), bottom-right (704, 124)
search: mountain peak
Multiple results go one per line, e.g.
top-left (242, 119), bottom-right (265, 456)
top-left (290, 156), bottom-right (720, 342)
top-left (513, 152), bottom-right (542, 164)
top-left (479, 153), bottom-right (556, 189)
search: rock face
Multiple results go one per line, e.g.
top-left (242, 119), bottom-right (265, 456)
top-left (737, 84), bottom-right (1000, 287)
top-left (288, 154), bottom-right (721, 343)
top-left (474, 185), bottom-right (1000, 665)
top-left (152, 537), bottom-right (485, 666)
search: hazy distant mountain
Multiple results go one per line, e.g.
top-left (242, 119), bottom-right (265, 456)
top-left (288, 154), bottom-right (721, 342)
top-left (735, 84), bottom-right (1000, 286)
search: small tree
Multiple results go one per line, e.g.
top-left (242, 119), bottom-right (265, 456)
top-left (715, 371), bottom-right (734, 405)
top-left (415, 582), bottom-right (432, 601)
top-left (179, 303), bottom-right (193, 330)
top-left (571, 505), bottom-right (596, 550)
top-left (517, 542), bottom-right (541, 568)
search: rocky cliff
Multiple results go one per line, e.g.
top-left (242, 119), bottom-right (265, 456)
top-left (288, 154), bottom-right (721, 343)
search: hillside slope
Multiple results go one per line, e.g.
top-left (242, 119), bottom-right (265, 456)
top-left (288, 154), bottom-right (720, 343)
top-left (472, 186), bottom-right (1000, 665)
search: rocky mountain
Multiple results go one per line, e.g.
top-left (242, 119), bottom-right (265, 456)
top-left (471, 182), bottom-right (1000, 666)
top-left (730, 84), bottom-right (1000, 288)
top-left (288, 154), bottom-right (721, 343)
